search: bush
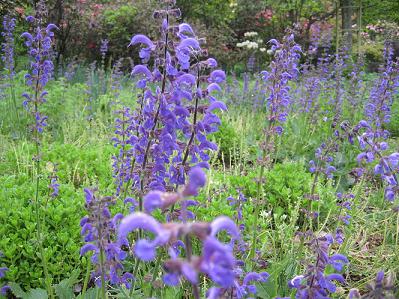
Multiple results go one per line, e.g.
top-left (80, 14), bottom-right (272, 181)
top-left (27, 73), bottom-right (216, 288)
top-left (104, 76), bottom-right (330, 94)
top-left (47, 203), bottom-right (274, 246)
top-left (0, 142), bottom-right (114, 290)
top-left (385, 94), bottom-right (399, 137)
top-left (211, 116), bottom-right (241, 165)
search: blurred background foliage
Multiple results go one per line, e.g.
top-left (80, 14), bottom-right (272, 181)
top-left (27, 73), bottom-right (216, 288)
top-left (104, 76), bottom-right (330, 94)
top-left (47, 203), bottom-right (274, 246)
top-left (1, 0), bottom-right (399, 72)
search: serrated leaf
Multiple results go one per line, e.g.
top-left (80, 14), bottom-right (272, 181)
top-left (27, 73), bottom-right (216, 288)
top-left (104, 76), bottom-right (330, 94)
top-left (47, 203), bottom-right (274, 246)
top-left (76, 288), bottom-right (98, 299)
top-left (26, 288), bottom-right (48, 299)
top-left (8, 282), bottom-right (27, 298)
top-left (54, 282), bottom-right (75, 299)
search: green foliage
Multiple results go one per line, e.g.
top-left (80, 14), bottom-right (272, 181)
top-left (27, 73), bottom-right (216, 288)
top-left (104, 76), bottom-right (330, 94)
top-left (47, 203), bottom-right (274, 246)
top-left (362, 42), bottom-right (385, 69)
top-left (0, 175), bottom-right (85, 290)
top-left (177, 0), bottom-right (235, 28)
top-left (212, 117), bottom-right (241, 164)
top-left (362, 0), bottom-right (399, 25)
top-left (102, 5), bottom-right (138, 48)
top-left (0, 141), bottom-right (114, 290)
top-left (385, 95), bottom-right (399, 137)
top-left (264, 162), bottom-right (312, 218)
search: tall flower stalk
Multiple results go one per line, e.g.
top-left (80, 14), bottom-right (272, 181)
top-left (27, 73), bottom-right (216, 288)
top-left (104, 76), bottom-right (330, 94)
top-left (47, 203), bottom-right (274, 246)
top-left (355, 43), bottom-right (399, 203)
top-left (251, 33), bottom-right (301, 259)
top-left (80, 189), bottom-right (133, 298)
top-left (112, 1), bottom-right (225, 210)
top-left (289, 233), bottom-right (348, 298)
top-left (1, 15), bottom-right (19, 133)
top-left (21, 5), bottom-right (57, 297)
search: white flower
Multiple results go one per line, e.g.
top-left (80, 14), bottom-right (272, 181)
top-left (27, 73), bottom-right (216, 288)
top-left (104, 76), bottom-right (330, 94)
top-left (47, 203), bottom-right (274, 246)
top-left (260, 210), bottom-right (271, 218)
top-left (247, 41), bottom-right (258, 49)
top-left (244, 31), bottom-right (258, 37)
top-left (260, 48), bottom-right (266, 52)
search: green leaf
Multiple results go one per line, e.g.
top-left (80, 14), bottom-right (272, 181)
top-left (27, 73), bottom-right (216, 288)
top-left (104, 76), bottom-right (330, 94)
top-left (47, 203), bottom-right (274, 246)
top-left (8, 282), bottom-right (27, 298)
top-left (26, 289), bottom-right (48, 299)
top-left (54, 269), bottom-right (80, 299)
top-left (76, 288), bottom-right (98, 299)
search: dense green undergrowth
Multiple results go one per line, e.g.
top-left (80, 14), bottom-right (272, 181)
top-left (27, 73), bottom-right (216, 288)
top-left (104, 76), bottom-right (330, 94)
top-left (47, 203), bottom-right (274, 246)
top-left (0, 73), bottom-right (398, 298)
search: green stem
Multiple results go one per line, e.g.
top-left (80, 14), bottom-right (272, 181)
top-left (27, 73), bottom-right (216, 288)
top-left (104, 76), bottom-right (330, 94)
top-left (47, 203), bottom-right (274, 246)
top-left (82, 259), bottom-right (92, 296)
top-left (149, 255), bottom-right (162, 298)
top-left (250, 158), bottom-right (265, 260)
top-left (129, 258), bottom-right (141, 297)
top-left (99, 247), bottom-right (107, 299)
top-left (32, 62), bottom-right (54, 299)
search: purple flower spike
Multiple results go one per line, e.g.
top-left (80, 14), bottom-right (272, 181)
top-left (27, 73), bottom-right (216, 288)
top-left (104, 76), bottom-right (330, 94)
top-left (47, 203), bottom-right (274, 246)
top-left (290, 233), bottom-right (348, 298)
top-left (2, 15), bottom-right (16, 79)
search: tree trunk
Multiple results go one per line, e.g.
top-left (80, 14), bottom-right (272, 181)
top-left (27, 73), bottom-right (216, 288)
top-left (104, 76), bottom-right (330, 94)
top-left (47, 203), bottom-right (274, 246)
top-left (340, 0), bottom-right (353, 51)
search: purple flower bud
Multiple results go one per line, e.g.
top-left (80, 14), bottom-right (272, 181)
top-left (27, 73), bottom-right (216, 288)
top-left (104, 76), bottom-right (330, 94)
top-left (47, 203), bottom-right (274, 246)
top-left (209, 70), bottom-right (226, 83)
top-left (205, 58), bottom-right (217, 68)
top-left (178, 23), bottom-right (194, 36)
top-left (0, 267), bottom-right (8, 278)
top-left (0, 286), bottom-right (10, 296)
top-left (129, 34), bottom-right (155, 49)
top-left (80, 244), bottom-right (97, 256)
top-left (207, 101), bottom-right (227, 112)
top-left (131, 65), bottom-right (152, 79)
top-left (178, 38), bottom-right (200, 50)
top-left (183, 167), bottom-right (206, 196)
top-left (207, 83), bottom-right (222, 93)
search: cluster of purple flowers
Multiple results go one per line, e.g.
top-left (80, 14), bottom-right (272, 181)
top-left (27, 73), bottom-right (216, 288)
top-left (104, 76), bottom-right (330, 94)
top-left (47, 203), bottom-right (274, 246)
top-left (84, 61), bottom-right (97, 121)
top-left (1, 15), bottom-right (16, 79)
top-left (47, 163), bottom-right (60, 198)
top-left (365, 44), bottom-right (399, 130)
top-left (356, 122), bottom-right (399, 202)
top-left (100, 39), bottom-right (109, 60)
top-left (112, 2), bottom-right (226, 210)
top-left (352, 44), bottom-right (399, 204)
top-left (117, 167), bottom-right (269, 298)
top-left (80, 188), bottom-right (133, 288)
top-left (227, 190), bottom-right (247, 223)
top-left (21, 15), bottom-right (58, 136)
top-left (289, 233), bottom-right (348, 298)
top-left (336, 192), bottom-right (353, 226)
top-left (349, 271), bottom-right (396, 299)
top-left (296, 63), bottom-right (323, 116)
top-left (261, 33), bottom-right (301, 136)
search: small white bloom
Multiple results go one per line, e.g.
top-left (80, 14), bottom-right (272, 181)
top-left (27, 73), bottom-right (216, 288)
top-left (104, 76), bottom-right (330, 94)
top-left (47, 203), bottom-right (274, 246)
top-left (244, 31), bottom-right (258, 37)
